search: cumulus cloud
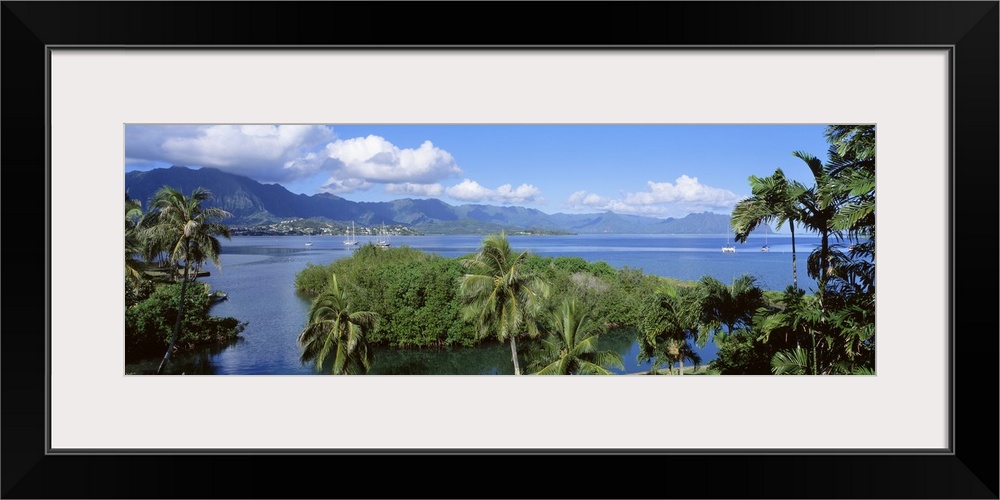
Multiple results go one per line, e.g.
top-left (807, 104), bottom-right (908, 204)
top-left (325, 137), bottom-right (459, 182)
top-left (446, 179), bottom-right (542, 204)
top-left (384, 183), bottom-right (445, 197)
top-left (566, 175), bottom-right (741, 217)
top-left (124, 125), bottom-right (334, 182)
top-left (568, 190), bottom-right (607, 206)
top-left (446, 179), bottom-right (496, 201)
top-left (495, 183), bottom-right (542, 203)
top-left (319, 136), bottom-right (461, 193)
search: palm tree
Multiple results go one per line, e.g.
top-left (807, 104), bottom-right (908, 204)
top-left (139, 186), bottom-right (232, 374)
top-left (637, 284), bottom-right (701, 375)
top-left (790, 151), bottom-right (863, 376)
top-left (297, 274), bottom-right (379, 374)
top-left (124, 194), bottom-right (145, 281)
top-left (528, 298), bottom-right (623, 375)
top-left (459, 232), bottom-right (549, 375)
top-left (696, 274), bottom-right (766, 347)
top-left (660, 339), bottom-right (701, 375)
top-left (731, 168), bottom-right (808, 290)
top-left (818, 125), bottom-right (876, 375)
top-left (791, 150), bottom-right (846, 286)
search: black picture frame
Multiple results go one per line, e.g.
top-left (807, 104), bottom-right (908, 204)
top-left (3, 2), bottom-right (997, 498)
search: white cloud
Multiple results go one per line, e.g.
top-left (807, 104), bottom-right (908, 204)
top-left (495, 183), bottom-right (542, 203)
top-left (320, 178), bottom-right (372, 194)
top-left (322, 135), bottom-right (461, 184)
top-left (625, 175), bottom-right (738, 206)
top-left (124, 125), bottom-right (334, 182)
top-left (446, 179), bottom-right (543, 204)
top-left (314, 135), bottom-right (463, 194)
top-left (384, 183), bottom-right (445, 197)
top-left (566, 175), bottom-right (741, 217)
top-left (446, 179), bottom-right (494, 201)
top-left (568, 190), bottom-right (608, 207)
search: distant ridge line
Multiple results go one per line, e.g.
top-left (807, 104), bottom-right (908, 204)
top-left (125, 166), bottom-right (774, 235)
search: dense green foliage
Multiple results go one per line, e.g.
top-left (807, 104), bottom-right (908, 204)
top-left (710, 330), bottom-right (780, 375)
top-left (125, 283), bottom-right (246, 361)
top-left (636, 283), bottom-right (702, 374)
top-left (297, 244), bottom-right (475, 347)
top-left (526, 298), bottom-right (624, 375)
top-left (520, 255), bottom-right (655, 327)
top-left (295, 242), bottom-right (671, 357)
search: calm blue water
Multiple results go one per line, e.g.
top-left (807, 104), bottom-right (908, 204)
top-left (125, 234), bottom-right (825, 375)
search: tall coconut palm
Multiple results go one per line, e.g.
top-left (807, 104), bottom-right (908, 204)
top-left (297, 274), bottom-right (379, 375)
top-left (459, 232), bottom-right (549, 375)
top-left (139, 186), bottom-right (232, 374)
top-left (731, 168), bottom-right (808, 290)
top-left (528, 298), bottom-right (623, 375)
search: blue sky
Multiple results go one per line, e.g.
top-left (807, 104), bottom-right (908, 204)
top-left (125, 124), bottom-right (832, 231)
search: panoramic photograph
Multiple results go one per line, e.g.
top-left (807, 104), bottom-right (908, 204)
top-left (123, 124), bottom-right (875, 375)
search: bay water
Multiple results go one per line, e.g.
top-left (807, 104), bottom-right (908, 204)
top-left (125, 233), bottom-right (824, 375)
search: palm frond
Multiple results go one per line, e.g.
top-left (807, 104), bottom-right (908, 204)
top-left (792, 150), bottom-right (826, 182)
top-left (575, 361), bottom-right (615, 375)
top-left (297, 273), bottom-right (378, 374)
top-left (591, 351), bottom-right (624, 372)
top-left (771, 348), bottom-right (810, 375)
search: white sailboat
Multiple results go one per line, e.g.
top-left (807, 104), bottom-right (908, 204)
top-left (761, 229), bottom-right (770, 252)
top-left (722, 234), bottom-right (735, 253)
top-left (376, 222), bottom-right (391, 248)
top-left (304, 233), bottom-right (313, 247)
top-left (344, 221), bottom-right (359, 246)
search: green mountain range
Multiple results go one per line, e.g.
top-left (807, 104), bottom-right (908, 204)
top-left (125, 166), bottom-right (771, 235)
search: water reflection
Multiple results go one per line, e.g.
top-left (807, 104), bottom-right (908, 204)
top-left (366, 341), bottom-right (515, 375)
top-left (125, 337), bottom-right (246, 375)
top-left (355, 329), bottom-right (649, 376)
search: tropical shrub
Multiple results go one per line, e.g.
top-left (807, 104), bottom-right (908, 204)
top-left (125, 283), bottom-right (245, 360)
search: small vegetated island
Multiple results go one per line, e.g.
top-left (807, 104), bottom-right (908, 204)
top-left (126, 125), bottom-right (874, 375)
